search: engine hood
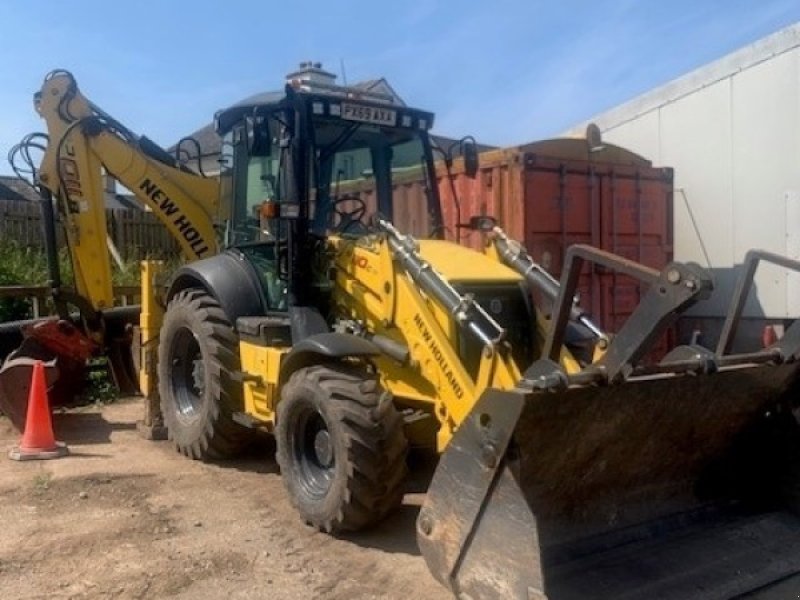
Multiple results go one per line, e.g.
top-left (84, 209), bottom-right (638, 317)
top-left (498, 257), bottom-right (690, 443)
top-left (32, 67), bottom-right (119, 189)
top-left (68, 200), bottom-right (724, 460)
top-left (417, 240), bottom-right (522, 283)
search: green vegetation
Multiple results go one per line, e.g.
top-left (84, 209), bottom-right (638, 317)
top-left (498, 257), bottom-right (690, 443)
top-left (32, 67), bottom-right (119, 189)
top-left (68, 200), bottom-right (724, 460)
top-left (0, 240), bottom-right (69, 285)
top-left (0, 240), bottom-right (71, 321)
top-left (0, 239), bottom-right (151, 321)
top-left (79, 360), bottom-right (120, 405)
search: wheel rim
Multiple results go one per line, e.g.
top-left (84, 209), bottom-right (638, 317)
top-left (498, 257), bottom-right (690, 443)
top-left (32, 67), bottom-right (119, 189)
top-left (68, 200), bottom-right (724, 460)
top-left (169, 326), bottom-right (205, 419)
top-left (292, 405), bottom-right (335, 499)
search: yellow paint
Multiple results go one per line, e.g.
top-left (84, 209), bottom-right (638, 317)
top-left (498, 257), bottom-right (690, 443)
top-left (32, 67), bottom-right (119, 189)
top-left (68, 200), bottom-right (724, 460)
top-left (138, 260), bottom-right (164, 396)
top-left (320, 231), bottom-right (583, 452)
top-left (240, 341), bottom-right (287, 428)
top-left (417, 240), bottom-right (520, 282)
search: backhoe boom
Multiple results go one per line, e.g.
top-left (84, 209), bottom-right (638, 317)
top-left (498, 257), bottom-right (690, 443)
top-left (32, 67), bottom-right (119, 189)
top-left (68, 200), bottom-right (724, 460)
top-left (34, 70), bottom-right (220, 311)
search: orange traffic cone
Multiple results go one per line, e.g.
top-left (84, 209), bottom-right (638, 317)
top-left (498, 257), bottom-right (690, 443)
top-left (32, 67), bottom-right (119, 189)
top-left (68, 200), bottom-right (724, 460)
top-left (9, 360), bottom-right (68, 461)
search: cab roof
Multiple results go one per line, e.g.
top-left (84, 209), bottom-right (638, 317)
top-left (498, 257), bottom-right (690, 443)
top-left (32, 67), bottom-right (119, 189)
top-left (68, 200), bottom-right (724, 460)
top-left (214, 83), bottom-right (435, 136)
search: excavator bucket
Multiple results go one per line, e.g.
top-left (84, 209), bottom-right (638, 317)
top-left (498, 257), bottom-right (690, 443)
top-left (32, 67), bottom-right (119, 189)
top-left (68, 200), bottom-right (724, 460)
top-left (419, 249), bottom-right (800, 599)
top-left (0, 319), bottom-right (92, 431)
top-left (0, 307), bottom-right (140, 431)
top-left (0, 353), bottom-right (61, 430)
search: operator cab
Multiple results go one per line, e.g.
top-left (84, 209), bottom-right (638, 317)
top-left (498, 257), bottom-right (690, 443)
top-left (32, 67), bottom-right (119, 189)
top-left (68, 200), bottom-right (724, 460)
top-left (216, 82), bottom-right (442, 242)
top-left (214, 77), bottom-right (443, 312)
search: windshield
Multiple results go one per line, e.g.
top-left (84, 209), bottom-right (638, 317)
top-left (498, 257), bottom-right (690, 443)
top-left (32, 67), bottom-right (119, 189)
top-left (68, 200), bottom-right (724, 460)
top-left (311, 116), bottom-right (440, 238)
top-left (218, 103), bottom-right (441, 312)
top-left (221, 107), bottom-right (441, 247)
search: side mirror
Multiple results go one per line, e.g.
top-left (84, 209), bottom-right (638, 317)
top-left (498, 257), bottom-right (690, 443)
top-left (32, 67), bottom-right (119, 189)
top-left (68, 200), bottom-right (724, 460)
top-left (245, 115), bottom-right (271, 157)
top-left (463, 139), bottom-right (479, 178)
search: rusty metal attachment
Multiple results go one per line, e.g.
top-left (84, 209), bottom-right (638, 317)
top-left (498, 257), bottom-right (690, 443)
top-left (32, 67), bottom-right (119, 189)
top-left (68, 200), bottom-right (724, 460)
top-left (0, 319), bottom-right (93, 431)
top-left (0, 304), bottom-right (140, 432)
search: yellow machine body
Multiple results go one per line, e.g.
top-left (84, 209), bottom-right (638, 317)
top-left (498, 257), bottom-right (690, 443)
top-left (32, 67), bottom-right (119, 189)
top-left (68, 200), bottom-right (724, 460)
top-left (237, 234), bottom-right (582, 450)
top-left (0, 70), bottom-right (222, 432)
top-left (239, 342), bottom-right (287, 429)
top-left (35, 72), bottom-right (220, 312)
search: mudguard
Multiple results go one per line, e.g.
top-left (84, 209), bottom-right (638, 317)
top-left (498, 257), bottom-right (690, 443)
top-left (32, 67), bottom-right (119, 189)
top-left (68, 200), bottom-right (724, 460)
top-left (279, 332), bottom-right (380, 382)
top-left (167, 250), bottom-right (265, 323)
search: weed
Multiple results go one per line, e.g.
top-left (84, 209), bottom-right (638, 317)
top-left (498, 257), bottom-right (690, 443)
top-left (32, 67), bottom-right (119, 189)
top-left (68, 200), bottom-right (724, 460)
top-left (0, 239), bottom-right (168, 322)
top-left (32, 472), bottom-right (53, 494)
top-left (82, 361), bottom-right (119, 405)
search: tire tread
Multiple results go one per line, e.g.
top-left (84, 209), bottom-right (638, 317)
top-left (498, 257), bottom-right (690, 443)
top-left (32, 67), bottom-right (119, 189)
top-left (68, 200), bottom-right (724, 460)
top-left (276, 363), bottom-right (408, 533)
top-left (158, 289), bottom-right (252, 460)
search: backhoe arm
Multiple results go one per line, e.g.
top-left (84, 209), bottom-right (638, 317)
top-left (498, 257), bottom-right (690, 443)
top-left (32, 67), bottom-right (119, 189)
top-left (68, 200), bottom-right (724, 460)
top-left (34, 70), bottom-right (220, 312)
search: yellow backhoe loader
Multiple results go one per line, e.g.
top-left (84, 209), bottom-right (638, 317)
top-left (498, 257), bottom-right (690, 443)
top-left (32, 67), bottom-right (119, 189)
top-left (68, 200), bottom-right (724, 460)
top-left (7, 70), bottom-right (800, 599)
top-left (152, 74), bottom-right (800, 598)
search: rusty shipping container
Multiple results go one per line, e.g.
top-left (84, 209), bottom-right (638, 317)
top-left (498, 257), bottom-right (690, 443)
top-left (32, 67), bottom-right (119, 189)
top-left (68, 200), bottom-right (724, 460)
top-left (391, 139), bottom-right (674, 350)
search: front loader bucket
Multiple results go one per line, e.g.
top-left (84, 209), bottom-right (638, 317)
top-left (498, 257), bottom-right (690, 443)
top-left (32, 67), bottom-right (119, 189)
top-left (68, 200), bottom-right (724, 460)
top-left (419, 361), bottom-right (800, 599)
top-left (419, 248), bottom-right (800, 599)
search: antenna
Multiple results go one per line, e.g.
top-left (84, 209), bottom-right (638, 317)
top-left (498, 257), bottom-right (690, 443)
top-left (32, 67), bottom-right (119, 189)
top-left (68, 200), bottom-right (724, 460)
top-left (340, 58), bottom-right (348, 87)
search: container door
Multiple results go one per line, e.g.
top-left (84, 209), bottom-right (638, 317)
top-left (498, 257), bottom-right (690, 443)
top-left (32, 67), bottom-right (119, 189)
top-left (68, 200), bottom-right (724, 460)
top-left (523, 154), bottom-right (602, 321)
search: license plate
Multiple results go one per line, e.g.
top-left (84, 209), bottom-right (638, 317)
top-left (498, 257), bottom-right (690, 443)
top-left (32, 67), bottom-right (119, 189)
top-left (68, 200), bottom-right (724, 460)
top-left (341, 103), bottom-right (396, 126)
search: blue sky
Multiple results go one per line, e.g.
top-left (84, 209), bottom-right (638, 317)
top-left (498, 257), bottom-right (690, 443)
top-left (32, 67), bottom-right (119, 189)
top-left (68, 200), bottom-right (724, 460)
top-left (1, 1), bottom-right (798, 175)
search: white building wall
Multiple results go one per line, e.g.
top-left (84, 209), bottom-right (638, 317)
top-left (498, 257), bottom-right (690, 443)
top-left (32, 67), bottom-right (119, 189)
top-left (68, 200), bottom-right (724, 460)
top-left (566, 25), bottom-right (800, 320)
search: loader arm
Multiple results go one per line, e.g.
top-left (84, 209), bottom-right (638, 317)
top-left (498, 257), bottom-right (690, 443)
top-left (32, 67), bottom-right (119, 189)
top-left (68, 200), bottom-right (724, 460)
top-left (332, 221), bottom-right (584, 450)
top-left (34, 70), bottom-right (220, 313)
top-left (330, 230), bottom-right (524, 450)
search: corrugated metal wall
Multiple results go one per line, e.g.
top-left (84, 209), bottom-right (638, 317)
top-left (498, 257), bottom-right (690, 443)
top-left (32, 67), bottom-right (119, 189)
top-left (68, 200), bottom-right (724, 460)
top-left (570, 31), bottom-right (800, 321)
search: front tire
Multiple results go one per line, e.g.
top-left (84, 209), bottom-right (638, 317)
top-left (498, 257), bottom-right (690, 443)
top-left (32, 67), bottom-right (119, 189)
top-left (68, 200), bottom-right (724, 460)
top-left (276, 363), bottom-right (408, 532)
top-left (158, 289), bottom-right (251, 460)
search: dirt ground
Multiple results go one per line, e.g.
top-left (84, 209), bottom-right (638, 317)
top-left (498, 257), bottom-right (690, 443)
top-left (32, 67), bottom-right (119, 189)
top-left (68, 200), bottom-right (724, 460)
top-left (0, 398), bottom-right (451, 600)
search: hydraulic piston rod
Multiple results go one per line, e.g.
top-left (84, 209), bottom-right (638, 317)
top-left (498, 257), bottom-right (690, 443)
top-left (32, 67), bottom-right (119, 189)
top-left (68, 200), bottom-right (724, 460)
top-left (378, 219), bottom-right (505, 349)
top-left (491, 226), bottom-right (606, 340)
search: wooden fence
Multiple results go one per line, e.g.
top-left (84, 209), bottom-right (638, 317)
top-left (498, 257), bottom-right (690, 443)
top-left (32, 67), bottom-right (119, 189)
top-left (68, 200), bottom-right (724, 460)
top-left (0, 200), bottom-right (180, 260)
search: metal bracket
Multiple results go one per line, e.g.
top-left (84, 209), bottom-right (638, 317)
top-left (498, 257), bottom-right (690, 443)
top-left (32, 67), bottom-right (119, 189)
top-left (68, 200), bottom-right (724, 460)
top-left (543, 245), bottom-right (713, 382)
top-left (717, 249), bottom-right (800, 360)
top-left (230, 370), bottom-right (265, 386)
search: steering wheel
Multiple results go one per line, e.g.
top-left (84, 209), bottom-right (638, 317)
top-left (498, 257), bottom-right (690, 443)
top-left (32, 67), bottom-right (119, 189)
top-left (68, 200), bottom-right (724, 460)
top-left (332, 195), bottom-right (367, 232)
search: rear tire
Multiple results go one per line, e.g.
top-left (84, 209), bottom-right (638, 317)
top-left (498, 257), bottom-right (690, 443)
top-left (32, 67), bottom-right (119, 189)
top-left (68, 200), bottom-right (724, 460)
top-left (276, 363), bottom-right (408, 532)
top-left (158, 289), bottom-right (251, 460)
